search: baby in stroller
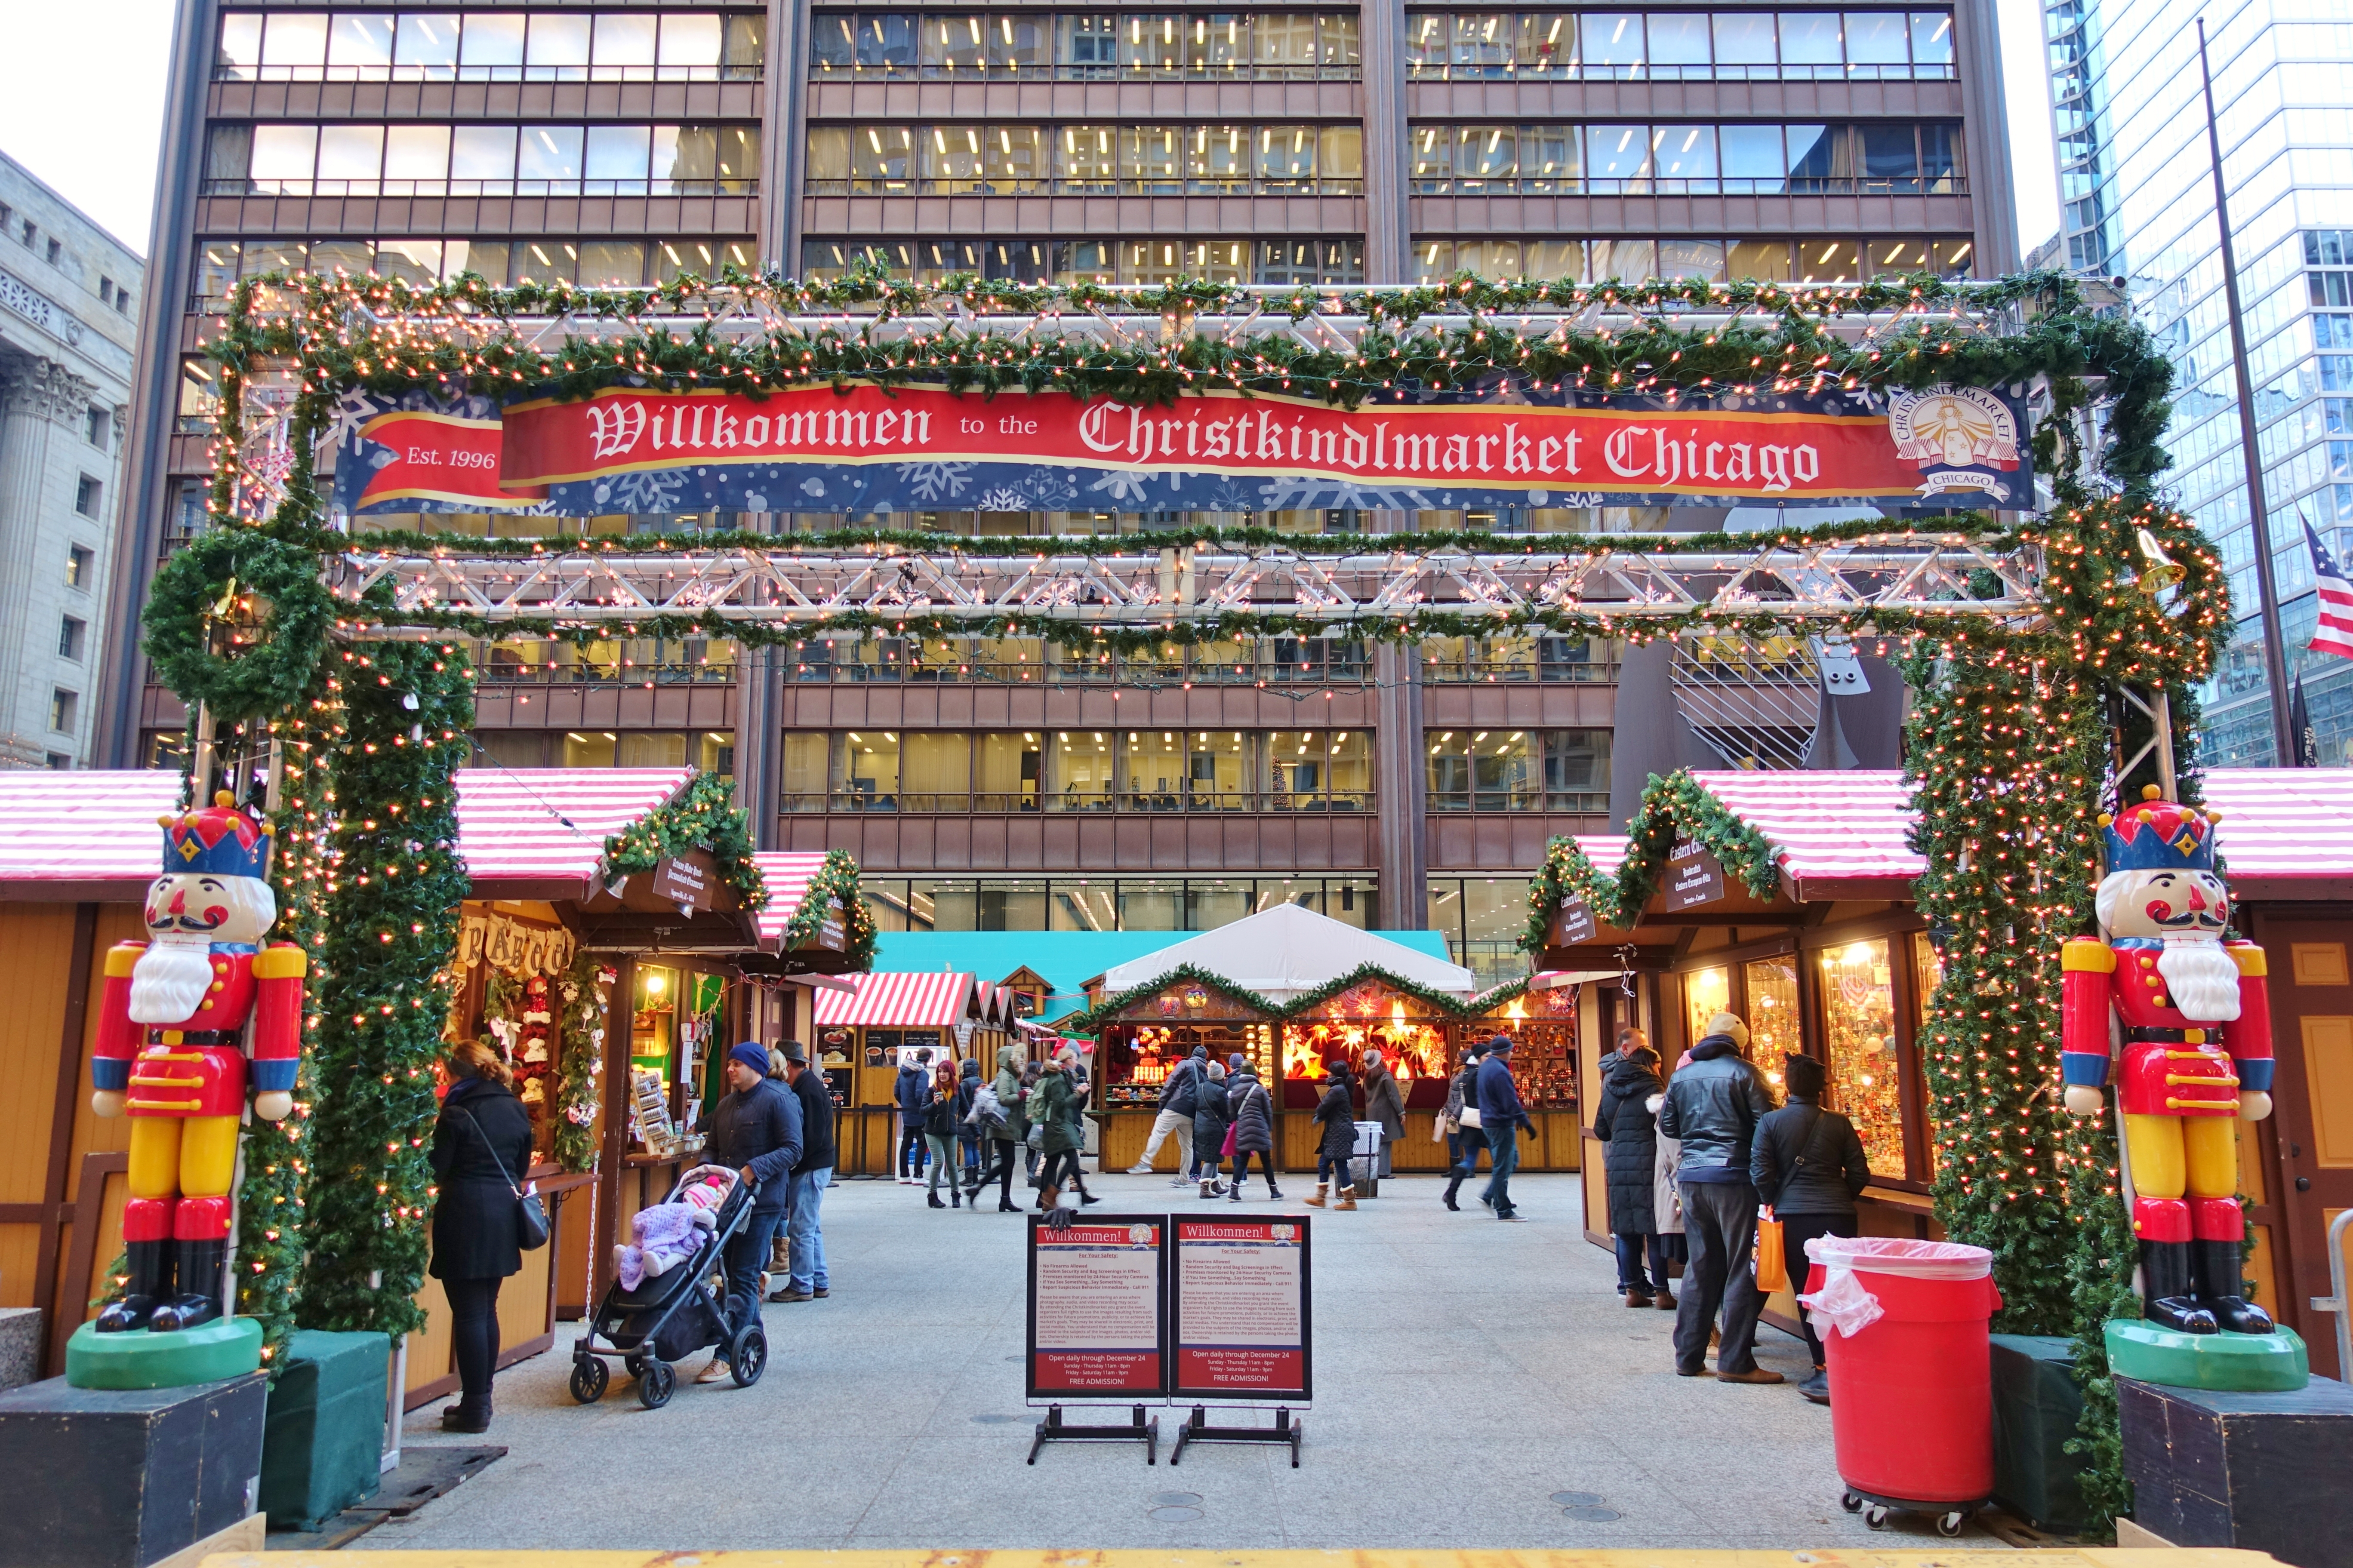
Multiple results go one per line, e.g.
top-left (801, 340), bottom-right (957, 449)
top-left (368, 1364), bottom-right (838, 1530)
top-left (571, 1164), bottom-right (766, 1408)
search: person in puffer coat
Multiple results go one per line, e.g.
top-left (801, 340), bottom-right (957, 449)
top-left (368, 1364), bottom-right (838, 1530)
top-left (1190, 1059), bottom-right (1231, 1198)
top-left (1305, 1063), bottom-right (1359, 1210)
top-left (1589, 1032), bottom-right (1670, 1306)
top-left (1224, 1061), bottom-right (1281, 1200)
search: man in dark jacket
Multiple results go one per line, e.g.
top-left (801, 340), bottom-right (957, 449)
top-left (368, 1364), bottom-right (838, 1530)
top-left (701, 1042), bottom-right (802, 1382)
top-left (773, 1040), bottom-right (835, 1304)
top-left (1129, 1043), bottom-right (1204, 1183)
top-left (1749, 1053), bottom-right (1870, 1401)
top-left (1476, 1035), bottom-right (1534, 1221)
top-left (893, 1055), bottom-right (930, 1184)
top-left (1657, 1012), bottom-right (1780, 1384)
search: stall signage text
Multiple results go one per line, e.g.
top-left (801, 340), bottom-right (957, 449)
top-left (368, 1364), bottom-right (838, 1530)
top-left (1549, 895), bottom-right (1598, 946)
top-left (1663, 840), bottom-right (1728, 910)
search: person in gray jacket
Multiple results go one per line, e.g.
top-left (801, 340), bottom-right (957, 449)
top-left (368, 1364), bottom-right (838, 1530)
top-left (1749, 1053), bottom-right (1870, 1402)
top-left (1657, 1012), bottom-right (1780, 1384)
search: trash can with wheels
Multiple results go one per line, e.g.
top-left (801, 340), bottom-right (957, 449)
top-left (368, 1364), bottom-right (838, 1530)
top-left (1800, 1236), bottom-right (2002, 1537)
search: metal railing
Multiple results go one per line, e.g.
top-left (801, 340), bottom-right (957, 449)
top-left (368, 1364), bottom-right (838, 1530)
top-left (783, 788), bottom-right (1373, 813)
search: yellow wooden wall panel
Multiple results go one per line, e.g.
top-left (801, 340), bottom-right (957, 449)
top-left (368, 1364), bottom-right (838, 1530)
top-left (2301, 1016), bottom-right (2353, 1169)
top-left (0, 1223), bottom-right (42, 1310)
top-left (0, 905), bottom-right (76, 1205)
top-left (408, 1274), bottom-right (454, 1394)
top-left (498, 1247), bottom-right (553, 1349)
top-left (63, 906), bottom-right (154, 1197)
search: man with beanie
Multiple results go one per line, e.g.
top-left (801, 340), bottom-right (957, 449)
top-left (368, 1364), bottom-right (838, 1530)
top-left (1658, 1011), bottom-right (1780, 1384)
top-left (699, 1041), bottom-right (802, 1382)
top-left (772, 1040), bottom-right (835, 1304)
top-left (1750, 1052), bottom-right (1869, 1402)
top-left (1129, 1041), bottom-right (1204, 1183)
top-left (1476, 1034), bottom-right (1535, 1220)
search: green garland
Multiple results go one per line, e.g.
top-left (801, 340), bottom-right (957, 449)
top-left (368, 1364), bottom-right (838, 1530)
top-left (1067, 959), bottom-right (1531, 1035)
top-left (298, 640), bottom-right (476, 1336)
top-left (551, 950), bottom-right (610, 1173)
top-left (1520, 769), bottom-right (1785, 946)
top-left (601, 771), bottom-right (767, 909)
top-left (773, 848), bottom-right (878, 972)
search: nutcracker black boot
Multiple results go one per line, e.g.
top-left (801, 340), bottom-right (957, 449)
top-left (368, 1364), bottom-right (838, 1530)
top-left (151, 1238), bottom-right (225, 1332)
top-left (2141, 1239), bottom-right (2217, 1334)
top-left (95, 1239), bottom-right (169, 1333)
top-left (2193, 1238), bottom-right (2276, 1334)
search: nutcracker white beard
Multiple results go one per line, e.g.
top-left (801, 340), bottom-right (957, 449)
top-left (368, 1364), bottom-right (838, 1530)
top-left (2154, 934), bottom-right (2245, 1022)
top-left (128, 935), bottom-right (217, 1024)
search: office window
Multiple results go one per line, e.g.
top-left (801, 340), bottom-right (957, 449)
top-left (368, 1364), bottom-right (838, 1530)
top-left (75, 476), bottom-right (102, 518)
top-left (209, 122), bottom-right (762, 195)
top-left (85, 405), bottom-right (109, 450)
top-left (1426, 728), bottom-right (1609, 809)
top-left (218, 9), bottom-right (762, 80)
top-left (49, 689), bottom-right (77, 734)
top-left (58, 617), bottom-right (86, 661)
top-left (812, 121), bottom-right (1362, 194)
top-left (18, 220), bottom-right (33, 247)
top-left (1402, 8), bottom-right (1956, 77)
top-left (66, 544), bottom-right (93, 589)
top-left (45, 753), bottom-right (71, 771)
top-left (1405, 121), bottom-right (1962, 194)
top-left (45, 238), bottom-right (61, 267)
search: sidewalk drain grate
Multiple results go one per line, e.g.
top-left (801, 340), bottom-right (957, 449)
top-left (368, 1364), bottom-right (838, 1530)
top-left (1549, 1492), bottom-right (1604, 1507)
top-left (1564, 1507), bottom-right (1623, 1522)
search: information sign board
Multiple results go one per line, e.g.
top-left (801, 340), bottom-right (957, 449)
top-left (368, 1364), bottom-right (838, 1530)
top-left (1026, 1215), bottom-right (1166, 1399)
top-left (1168, 1216), bottom-right (1312, 1401)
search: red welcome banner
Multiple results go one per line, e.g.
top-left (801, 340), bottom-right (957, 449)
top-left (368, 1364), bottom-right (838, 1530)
top-left (346, 408), bottom-right (546, 511)
top-left (337, 381), bottom-right (2031, 516)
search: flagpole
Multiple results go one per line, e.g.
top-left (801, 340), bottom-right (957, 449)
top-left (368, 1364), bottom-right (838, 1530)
top-left (2199, 17), bottom-right (2299, 768)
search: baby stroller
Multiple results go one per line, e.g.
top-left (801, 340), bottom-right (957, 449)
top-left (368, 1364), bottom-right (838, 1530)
top-left (570, 1165), bottom-right (767, 1409)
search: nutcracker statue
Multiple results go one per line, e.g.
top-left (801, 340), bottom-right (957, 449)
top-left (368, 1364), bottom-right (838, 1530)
top-left (2061, 784), bottom-right (2306, 1386)
top-left (80, 792), bottom-right (302, 1361)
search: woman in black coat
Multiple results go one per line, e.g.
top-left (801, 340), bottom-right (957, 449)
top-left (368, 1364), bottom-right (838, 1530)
top-left (430, 1040), bottom-right (539, 1433)
top-left (1305, 1064), bottom-right (1359, 1209)
top-left (1589, 1033), bottom-right (1671, 1305)
top-left (1191, 1061), bottom-right (1231, 1198)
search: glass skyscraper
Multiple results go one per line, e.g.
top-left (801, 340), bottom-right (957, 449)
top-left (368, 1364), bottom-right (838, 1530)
top-left (2048, 0), bottom-right (2353, 762)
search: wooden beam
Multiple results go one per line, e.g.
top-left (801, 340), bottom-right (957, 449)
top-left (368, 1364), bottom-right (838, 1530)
top-left (52, 1150), bottom-right (128, 1374)
top-left (32, 903), bottom-right (99, 1380)
top-left (591, 954), bottom-right (636, 1302)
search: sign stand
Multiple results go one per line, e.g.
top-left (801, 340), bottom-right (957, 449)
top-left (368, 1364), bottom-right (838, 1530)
top-left (1026, 1214), bottom-right (1168, 1467)
top-left (1028, 1403), bottom-right (1161, 1464)
top-left (1171, 1404), bottom-right (1301, 1467)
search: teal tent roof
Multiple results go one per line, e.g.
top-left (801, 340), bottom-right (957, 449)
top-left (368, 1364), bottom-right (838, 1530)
top-left (871, 929), bottom-right (1455, 1025)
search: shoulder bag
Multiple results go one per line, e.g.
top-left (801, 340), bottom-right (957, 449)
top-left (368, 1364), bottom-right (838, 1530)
top-left (1752, 1108), bottom-right (1837, 1292)
top-left (457, 1104), bottom-right (550, 1251)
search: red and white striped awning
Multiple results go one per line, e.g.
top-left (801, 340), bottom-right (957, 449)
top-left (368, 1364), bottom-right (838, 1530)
top-left (0, 770), bottom-right (185, 900)
top-left (1687, 769), bottom-right (1924, 898)
top-left (2203, 769), bottom-right (2353, 897)
top-left (1574, 834), bottom-right (1628, 876)
top-left (812, 971), bottom-right (976, 1029)
top-left (750, 852), bottom-right (836, 946)
top-left (453, 767), bottom-right (693, 898)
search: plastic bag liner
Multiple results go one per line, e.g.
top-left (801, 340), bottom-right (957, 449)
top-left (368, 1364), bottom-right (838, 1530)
top-left (1798, 1236), bottom-right (1994, 1340)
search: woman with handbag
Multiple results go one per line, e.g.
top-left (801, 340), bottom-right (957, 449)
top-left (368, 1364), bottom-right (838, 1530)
top-left (1748, 1053), bottom-right (1870, 1404)
top-left (429, 1040), bottom-right (541, 1433)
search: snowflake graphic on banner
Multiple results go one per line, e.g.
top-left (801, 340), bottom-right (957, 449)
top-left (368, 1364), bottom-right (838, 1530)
top-left (897, 461), bottom-right (975, 503)
top-left (973, 487), bottom-right (1029, 511)
top-left (1085, 467), bottom-right (1154, 505)
top-left (592, 468), bottom-right (690, 513)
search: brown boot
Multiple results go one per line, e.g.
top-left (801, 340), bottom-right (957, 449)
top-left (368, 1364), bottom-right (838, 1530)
top-left (1303, 1184), bottom-right (1329, 1208)
top-left (1654, 1288), bottom-right (1677, 1309)
top-left (1332, 1187), bottom-right (1357, 1211)
top-left (1623, 1288), bottom-right (1653, 1308)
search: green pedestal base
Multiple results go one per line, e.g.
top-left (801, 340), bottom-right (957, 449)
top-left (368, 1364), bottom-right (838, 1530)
top-left (2104, 1317), bottom-right (2308, 1393)
top-left (65, 1316), bottom-right (263, 1390)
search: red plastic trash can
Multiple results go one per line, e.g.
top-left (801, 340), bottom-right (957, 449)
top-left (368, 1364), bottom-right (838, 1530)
top-left (1801, 1236), bottom-right (2002, 1534)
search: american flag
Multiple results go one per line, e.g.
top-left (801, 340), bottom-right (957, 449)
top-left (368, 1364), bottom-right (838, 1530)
top-left (2304, 519), bottom-right (2353, 661)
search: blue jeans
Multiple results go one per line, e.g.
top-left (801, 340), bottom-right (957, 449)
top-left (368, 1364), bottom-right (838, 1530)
top-left (786, 1166), bottom-right (831, 1294)
top-left (1482, 1122), bottom-right (1521, 1214)
top-left (723, 1209), bottom-right (784, 1339)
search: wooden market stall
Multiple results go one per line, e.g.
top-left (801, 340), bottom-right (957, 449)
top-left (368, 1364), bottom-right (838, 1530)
top-left (809, 970), bottom-right (987, 1177)
top-left (1073, 904), bottom-right (1489, 1172)
top-left (1532, 770), bottom-right (1942, 1342)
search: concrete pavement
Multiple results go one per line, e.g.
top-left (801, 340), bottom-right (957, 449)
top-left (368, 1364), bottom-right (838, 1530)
top-left (380, 1172), bottom-right (1995, 1551)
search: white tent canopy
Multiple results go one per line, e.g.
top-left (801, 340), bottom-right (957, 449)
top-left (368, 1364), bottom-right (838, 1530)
top-left (1093, 903), bottom-right (1478, 1002)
